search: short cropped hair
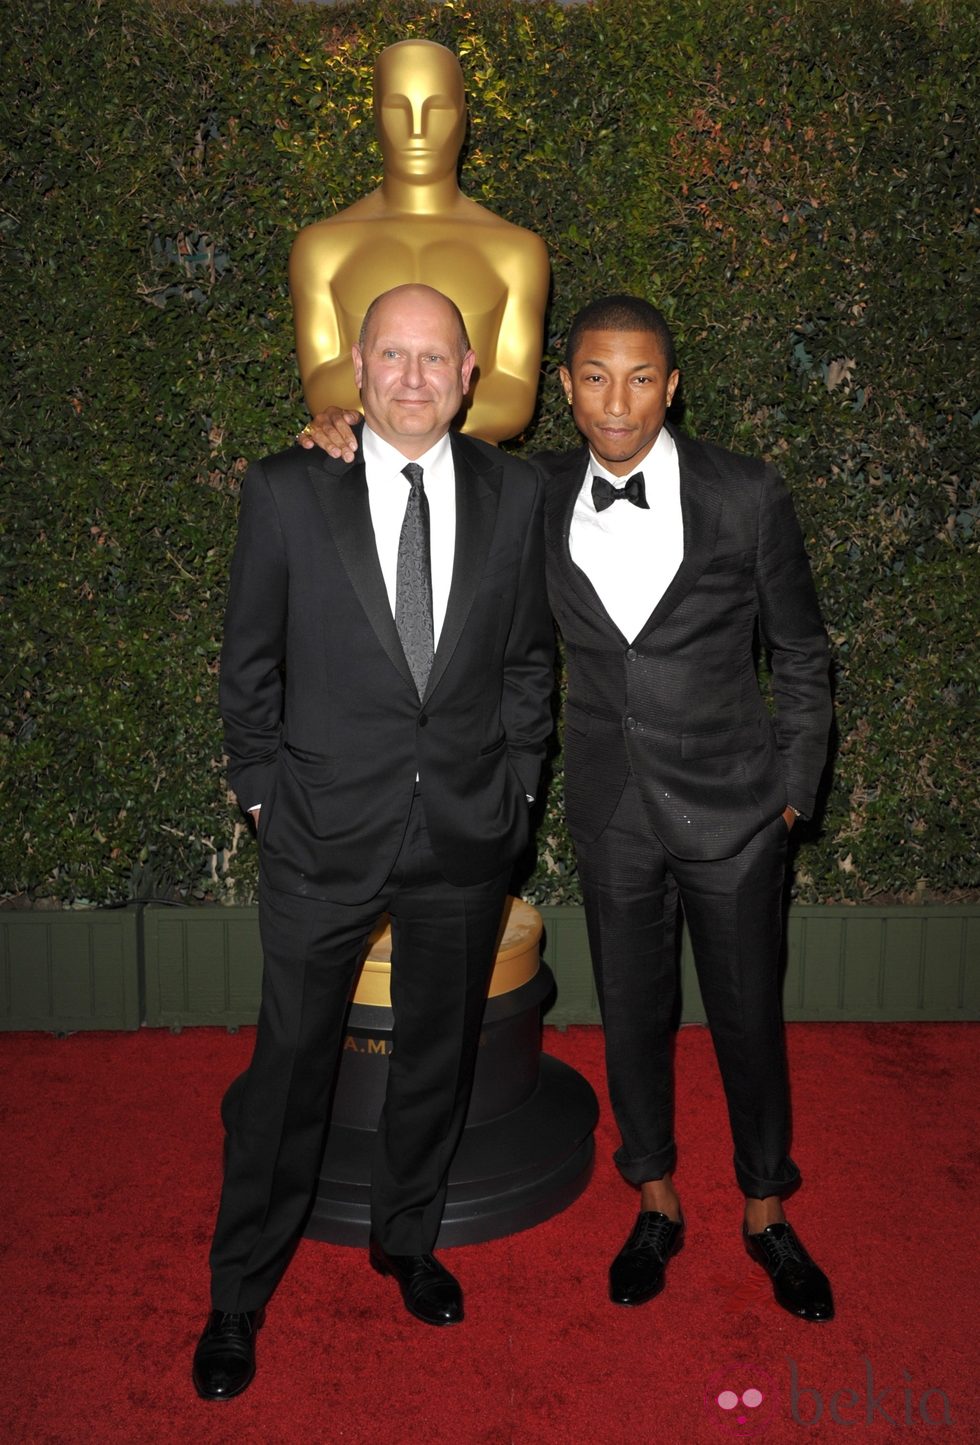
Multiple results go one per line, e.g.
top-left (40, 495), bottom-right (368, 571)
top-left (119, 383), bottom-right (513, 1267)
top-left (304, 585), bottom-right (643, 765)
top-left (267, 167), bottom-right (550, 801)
top-left (565, 295), bottom-right (677, 373)
top-left (359, 287), bottom-right (471, 357)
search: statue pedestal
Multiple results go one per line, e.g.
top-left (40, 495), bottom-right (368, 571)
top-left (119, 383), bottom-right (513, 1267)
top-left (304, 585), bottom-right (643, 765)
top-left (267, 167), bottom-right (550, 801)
top-left (306, 897), bottom-right (598, 1246)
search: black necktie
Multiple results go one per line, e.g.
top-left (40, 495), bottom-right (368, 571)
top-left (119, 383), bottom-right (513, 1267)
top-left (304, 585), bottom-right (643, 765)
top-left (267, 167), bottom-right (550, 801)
top-left (396, 462), bottom-right (434, 698)
top-left (591, 471), bottom-right (649, 513)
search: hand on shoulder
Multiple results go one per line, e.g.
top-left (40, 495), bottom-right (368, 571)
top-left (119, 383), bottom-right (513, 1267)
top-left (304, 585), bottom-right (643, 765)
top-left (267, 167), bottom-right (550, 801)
top-left (297, 409), bottom-right (362, 461)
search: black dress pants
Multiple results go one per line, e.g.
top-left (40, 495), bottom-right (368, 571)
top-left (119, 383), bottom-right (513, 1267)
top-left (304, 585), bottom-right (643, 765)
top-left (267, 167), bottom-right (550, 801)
top-left (574, 773), bottom-right (799, 1199)
top-left (209, 792), bottom-right (510, 1312)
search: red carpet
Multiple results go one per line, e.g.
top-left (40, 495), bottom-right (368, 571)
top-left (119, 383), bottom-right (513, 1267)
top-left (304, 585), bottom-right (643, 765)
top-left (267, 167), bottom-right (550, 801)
top-left (1, 1023), bottom-right (977, 1442)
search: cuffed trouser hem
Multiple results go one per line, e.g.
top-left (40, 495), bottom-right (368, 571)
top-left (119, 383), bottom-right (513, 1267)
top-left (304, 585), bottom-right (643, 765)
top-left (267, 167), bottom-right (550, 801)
top-left (735, 1151), bottom-right (801, 1200)
top-left (614, 1144), bottom-right (678, 1188)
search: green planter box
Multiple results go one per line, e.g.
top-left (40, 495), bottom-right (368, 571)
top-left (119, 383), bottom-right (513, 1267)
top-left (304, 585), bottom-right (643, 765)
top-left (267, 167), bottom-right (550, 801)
top-left (0, 909), bottom-right (141, 1031)
top-left (143, 905), bottom-right (264, 1029)
top-left (2, 903), bottom-right (977, 1031)
top-left (781, 903), bottom-right (980, 1020)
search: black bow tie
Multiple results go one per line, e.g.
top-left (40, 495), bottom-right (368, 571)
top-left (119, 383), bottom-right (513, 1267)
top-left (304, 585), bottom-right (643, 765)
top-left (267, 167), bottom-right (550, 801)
top-left (591, 471), bottom-right (648, 513)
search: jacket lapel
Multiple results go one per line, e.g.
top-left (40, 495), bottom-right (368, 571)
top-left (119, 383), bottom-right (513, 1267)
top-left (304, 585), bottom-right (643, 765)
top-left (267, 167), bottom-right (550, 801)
top-left (423, 432), bottom-right (500, 702)
top-left (307, 434), bottom-right (416, 692)
top-left (634, 424), bottom-right (722, 639)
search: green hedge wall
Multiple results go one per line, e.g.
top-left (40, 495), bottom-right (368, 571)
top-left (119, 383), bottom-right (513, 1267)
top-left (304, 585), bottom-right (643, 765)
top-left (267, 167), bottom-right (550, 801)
top-left (2, 0), bottom-right (977, 906)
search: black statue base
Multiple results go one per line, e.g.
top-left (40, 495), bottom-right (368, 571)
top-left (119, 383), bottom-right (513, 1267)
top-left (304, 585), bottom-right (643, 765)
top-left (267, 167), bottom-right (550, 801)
top-left (307, 1051), bottom-right (597, 1247)
top-left (306, 962), bottom-right (598, 1246)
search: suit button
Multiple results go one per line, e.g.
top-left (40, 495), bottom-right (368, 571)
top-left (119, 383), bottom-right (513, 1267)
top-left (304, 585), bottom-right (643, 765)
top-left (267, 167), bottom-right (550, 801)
top-left (626, 648), bottom-right (637, 661)
top-left (418, 714), bottom-right (428, 727)
top-left (624, 715), bottom-right (637, 731)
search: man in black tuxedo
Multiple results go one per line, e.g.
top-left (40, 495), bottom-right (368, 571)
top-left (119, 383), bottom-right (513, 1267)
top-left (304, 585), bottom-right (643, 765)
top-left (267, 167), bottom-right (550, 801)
top-left (302, 294), bottom-right (834, 1325)
top-left (540, 296), bottom-right (834, 1322)
top-left (193, 284), bottom-right (553, 1399)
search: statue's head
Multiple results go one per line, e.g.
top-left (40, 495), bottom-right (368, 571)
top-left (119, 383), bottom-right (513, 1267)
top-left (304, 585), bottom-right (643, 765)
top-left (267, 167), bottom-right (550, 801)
top-left (374, 40), bottom-right (467, 185)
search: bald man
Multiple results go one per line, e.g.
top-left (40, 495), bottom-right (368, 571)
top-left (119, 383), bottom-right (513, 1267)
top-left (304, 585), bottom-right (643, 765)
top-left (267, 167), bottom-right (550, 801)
top-left (193, 286), bottom-right (553, 1399)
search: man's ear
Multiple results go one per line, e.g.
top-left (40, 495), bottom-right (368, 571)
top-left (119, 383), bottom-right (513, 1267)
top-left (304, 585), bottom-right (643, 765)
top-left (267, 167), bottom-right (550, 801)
top-left (558, 365), bottom-right (573, 405)
top-left (460, 348), bottom-right (477, 395)
top-left (352, 345), bottom-right (364, 388)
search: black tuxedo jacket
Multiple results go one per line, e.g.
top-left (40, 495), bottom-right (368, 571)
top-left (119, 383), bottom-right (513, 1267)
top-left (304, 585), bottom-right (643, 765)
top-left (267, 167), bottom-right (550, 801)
top-left (540, 425), bottom-right (831, 860)
top-left (220, 428), bottom-right (554, 904)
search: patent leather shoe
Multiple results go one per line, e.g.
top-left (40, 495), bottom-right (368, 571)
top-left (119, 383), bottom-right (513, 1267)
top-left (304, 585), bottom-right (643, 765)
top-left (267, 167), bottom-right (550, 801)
top-left (609, 1210), bottom-right (684, 1306)
top-left (744, 1221), bottom-right (835, 1321)
top-left (192, 1308), bottom-right (261, 1399)
top-left (369, 1238), bottom-right (463, 1325)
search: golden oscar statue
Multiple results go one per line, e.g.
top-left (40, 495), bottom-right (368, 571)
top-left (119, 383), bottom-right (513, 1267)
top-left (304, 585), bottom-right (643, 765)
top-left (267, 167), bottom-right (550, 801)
top-left (289, 38), bottom-right (550, 442)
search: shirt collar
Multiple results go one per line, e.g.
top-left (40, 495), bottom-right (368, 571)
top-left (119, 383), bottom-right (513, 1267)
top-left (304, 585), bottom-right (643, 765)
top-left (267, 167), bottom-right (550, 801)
top-left (362, 424), bottom-right (453, 476)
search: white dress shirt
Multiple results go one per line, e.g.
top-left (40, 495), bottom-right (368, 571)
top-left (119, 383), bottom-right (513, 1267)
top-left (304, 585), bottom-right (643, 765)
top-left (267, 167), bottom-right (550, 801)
top-left (568, 425), bottom-right (683, 643)
top-left (362, 424), bottom-right (456, 649)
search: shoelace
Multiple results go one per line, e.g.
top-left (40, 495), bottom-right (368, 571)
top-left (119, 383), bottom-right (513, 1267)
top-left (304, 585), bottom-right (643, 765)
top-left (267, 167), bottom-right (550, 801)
top-left (758, 1227), bottom-right (805, 1273)
top-left (633, 1213), bottom-right (680, 1258)
top-left (407, 1255), bottom-right (452, 1286)
top-left (213, 1311), bottom-right (253, 1337)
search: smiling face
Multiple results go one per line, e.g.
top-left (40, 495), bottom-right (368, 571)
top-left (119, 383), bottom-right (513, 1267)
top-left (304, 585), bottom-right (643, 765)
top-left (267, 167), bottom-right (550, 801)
top-left (560, 327), bottom-right (680, 476)
top-left (374, 41), bottom-right (466, 185)
top-left (352, 285), bottom-right (475, 458)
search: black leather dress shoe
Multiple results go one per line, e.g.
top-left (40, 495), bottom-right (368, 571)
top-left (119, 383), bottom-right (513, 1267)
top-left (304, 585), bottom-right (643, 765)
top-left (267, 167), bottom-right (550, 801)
top-left (744, 1222), bottom-right (835, 1321)
top-left (609, 1210), bottom-right (684, 1306)
top-left (192, 1309), bottom-right (261, 1399)
top-left (369, 1238), bottom-right (463, 1325)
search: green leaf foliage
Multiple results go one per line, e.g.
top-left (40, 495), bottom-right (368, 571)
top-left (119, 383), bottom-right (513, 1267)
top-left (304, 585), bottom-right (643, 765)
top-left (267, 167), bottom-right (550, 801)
top-left (2, 0), bottom-right (977, 904)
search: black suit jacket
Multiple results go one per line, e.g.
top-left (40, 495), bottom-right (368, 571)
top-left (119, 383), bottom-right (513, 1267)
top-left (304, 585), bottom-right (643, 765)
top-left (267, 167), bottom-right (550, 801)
top-left (540, 425), bottom-right (831, 860)
top-left (220, 428), bottom-right (554, 904)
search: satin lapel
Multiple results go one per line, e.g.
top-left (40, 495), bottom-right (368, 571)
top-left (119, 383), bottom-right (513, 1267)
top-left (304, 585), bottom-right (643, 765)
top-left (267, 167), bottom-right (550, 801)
top-left (307, 448), bottom-right (415, 692)
top-left (423, 434), bottom-right (500, 702)
top-left (545, 447), bottom-right (629, 638)
top-left (635, 426), bottom-right (722, 639)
